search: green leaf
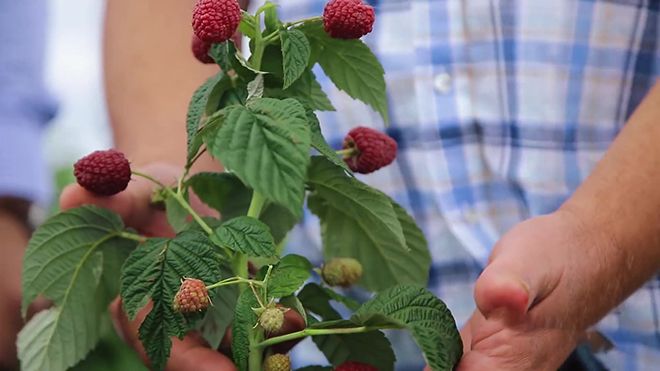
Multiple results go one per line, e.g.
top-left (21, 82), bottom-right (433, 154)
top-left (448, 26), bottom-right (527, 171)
top-left (298, 283), bottom-right (341, 320)
top-left (267, 254), bottom-right (313, 298)
top-left (165, 194), bottom-right (189, 233)
top-left (198, 263), bottom-right (238, 349)
top-left (120, 232), bottom-right (223, 370)
top-left (308, 74), bottom-right (335, 111)
top-left (247, 74), bottom-right (264, 102)
top-left (307, 157), bottom-right (431, 291)
top-left (205, 74), bottom-right (233, 115)
top-left (352, 285), bottom-right (463, 371)
top-left (187, 73), bottom-right (222, 162)
top-left (19, 206), bottom-right (139, 371)
top-left (188, 172), bottom-right (252, 221)
top-left (279, 295), bottom-right (308, 326)
top-left (239, 11), bottom-right (259, 39)
top-left (265, 70), bottom-right (335, 112)
top-left (207, 98), bottom-right (311, 217)
top-left (281, 29), bottom-right (311, 89)
top-left (263, 2), bottom-right (282, 34)
top-left (306, 110), bottom-right (351, 173)
top-left (302, 23), bottom-right (388, 122)
top-left (313, 330), bottom-right (395, 371)
top-left (391, 201), bottom-right (432, 286)
top-left (232, 291), bottom-right (259, 371)
top-left (210, 41), bottom-right (254, 80)
top-left (187, 172), bottom-right (298, 244)
top-left (213, 216), bottom-right (276, 257)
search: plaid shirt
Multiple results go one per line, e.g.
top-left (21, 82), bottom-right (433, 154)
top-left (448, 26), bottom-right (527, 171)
top-left (264, 0), bottom-right (660, 369)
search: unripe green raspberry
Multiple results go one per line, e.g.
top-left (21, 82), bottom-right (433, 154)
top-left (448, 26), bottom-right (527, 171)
top-left (259, 306), bottom-right (285, 333)
top-left (321, 258), bottom-right (363, 287)
top-left (263, 353), bottom-right (291, 371)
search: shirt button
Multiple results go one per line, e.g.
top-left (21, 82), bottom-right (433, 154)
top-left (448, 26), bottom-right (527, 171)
top-left (434, 73), bottom-right (452, 94)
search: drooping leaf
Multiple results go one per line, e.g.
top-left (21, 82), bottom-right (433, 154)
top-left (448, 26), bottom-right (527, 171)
top-left (19, 206), bottom-right (139, 371)
top-left (281, 29), bottom-right (311, 89)
top-left (307, 157), bottom-right (431, 290)
top-left (306, 110), bottom-right (351, 173)
top-left (299, 283), bottom-right (360, 317)
top-left (351, 285), bottom-right (463, 371)
top-left (232, 291), bottom-right (259, 371)
top-left (187, 172), bottom-right (252, 221)
top-left (120, 232), bottom-right (224, 370)
top-left (207, 98), bottom-right (311, 217)
top-left (187, 172), bottom-right (298, 244)
top-left (265, 70), bottom-right (335, 112)
top-left (212, 216), bottom-right (276, 257)
top-left (301, 23), bottom-right (388, 122)
top-left (247, 74), bottom-right (264, 102)
top-left (187, 73), bottom-right (222, 162)
top-left (313, 330), bottom-right (395, 371)
top-left (279, 295), bottom-right (308, 326)
top-left (266, 254), bottom-right (313, 298)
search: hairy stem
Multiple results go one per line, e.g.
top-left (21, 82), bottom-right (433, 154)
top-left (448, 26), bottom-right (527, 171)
top-left (205, 277), bottom-right (264, 290)
top-left (255, 326), bottom-right (385, 349)
top-left (132, 170), bottom-right (214, 235)
top-left (117, 231), bottom-right (147, 243)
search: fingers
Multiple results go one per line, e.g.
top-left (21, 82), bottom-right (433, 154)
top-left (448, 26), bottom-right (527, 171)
top-left (60, 163), bottom-right (181, 233)
top-left (473, 218), bottom-right (563, 321)
top-left (110, 298), bottom-right (237, 371)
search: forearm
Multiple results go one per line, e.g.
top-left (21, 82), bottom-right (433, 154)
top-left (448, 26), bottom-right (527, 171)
top-left (560, 81), bottom-right (660, 326)
top-left (103, 0), bottom-right (219, 170)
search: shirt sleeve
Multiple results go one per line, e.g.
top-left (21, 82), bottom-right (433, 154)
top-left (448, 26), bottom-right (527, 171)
top-left (0, 0), bottom-right (58, 206)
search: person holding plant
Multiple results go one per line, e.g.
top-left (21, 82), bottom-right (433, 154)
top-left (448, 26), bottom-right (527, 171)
top-left (29, 0), bottom-right (660, 371)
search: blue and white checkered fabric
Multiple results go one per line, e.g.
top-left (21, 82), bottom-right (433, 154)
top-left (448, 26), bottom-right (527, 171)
top-left (258, 0), bottom-right (660, 369)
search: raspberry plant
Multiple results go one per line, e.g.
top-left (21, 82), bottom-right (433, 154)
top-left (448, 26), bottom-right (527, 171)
top-left (17, 1), bottom-right (462, 370)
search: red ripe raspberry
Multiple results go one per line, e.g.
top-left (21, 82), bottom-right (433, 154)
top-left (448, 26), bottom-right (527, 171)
top-left (323, 0), bottom-right (375, 39)
top-left (173, 278), bottom-right (211, 314)
top-left (336, 361), bottom-right (378, 371)
top-left (73, 149), bottom-right (131, 196)
top-left (191, 34), bottom-right (215, 64)
top-left (192, 0), bottom-right (241, 43)
top-left (343, 127), bottom-right (397, 174)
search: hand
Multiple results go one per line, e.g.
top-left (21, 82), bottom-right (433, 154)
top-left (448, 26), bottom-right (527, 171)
top-left (60, 163), bottom-right (235, 371)
top-left (0, 208), bottom-right (28, 370)
top-left (456, 211), bottom-right (611, 371)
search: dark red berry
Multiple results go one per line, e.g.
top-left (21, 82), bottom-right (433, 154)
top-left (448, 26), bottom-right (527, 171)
top-left (336, 361), bottom-right (378, 371)
top-left (74, 149), bottom-right (131, 196)
top-left (323, 0), bottom-right (375, 39)
top-left (192, 0), bottom-right (242, 43)
top-left (343, 127), bottom-right (397, 174)
top-left (192, 34), bottom-right (215, 64)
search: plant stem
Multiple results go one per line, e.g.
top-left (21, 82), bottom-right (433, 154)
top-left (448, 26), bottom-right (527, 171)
top-left (283, 16), bottom-right (323, 28)
top-left (251, 44), bottom-right (265, 71)
top-left (117, 231), bottom-right (147, 243)
top-left (131, 170), bottom-right (167, 189)
top-left (206, 277), bottom-right (264, 290)
top-left (248, 330), bottom-right (265, 371)
top-left (247, 191), bottom-right (267, 219)
top-left (335, 148), bottom-right (357, 157)
top-left (133, 170), bottom-right (214, 236)
top-left (173, 192), bottom-right (214, 235)
top-left (255, 326), bottom-right (376, 349)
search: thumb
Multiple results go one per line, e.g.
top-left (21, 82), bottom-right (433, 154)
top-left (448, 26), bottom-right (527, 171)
top-left (474, 220), bottom-right (563, 320)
